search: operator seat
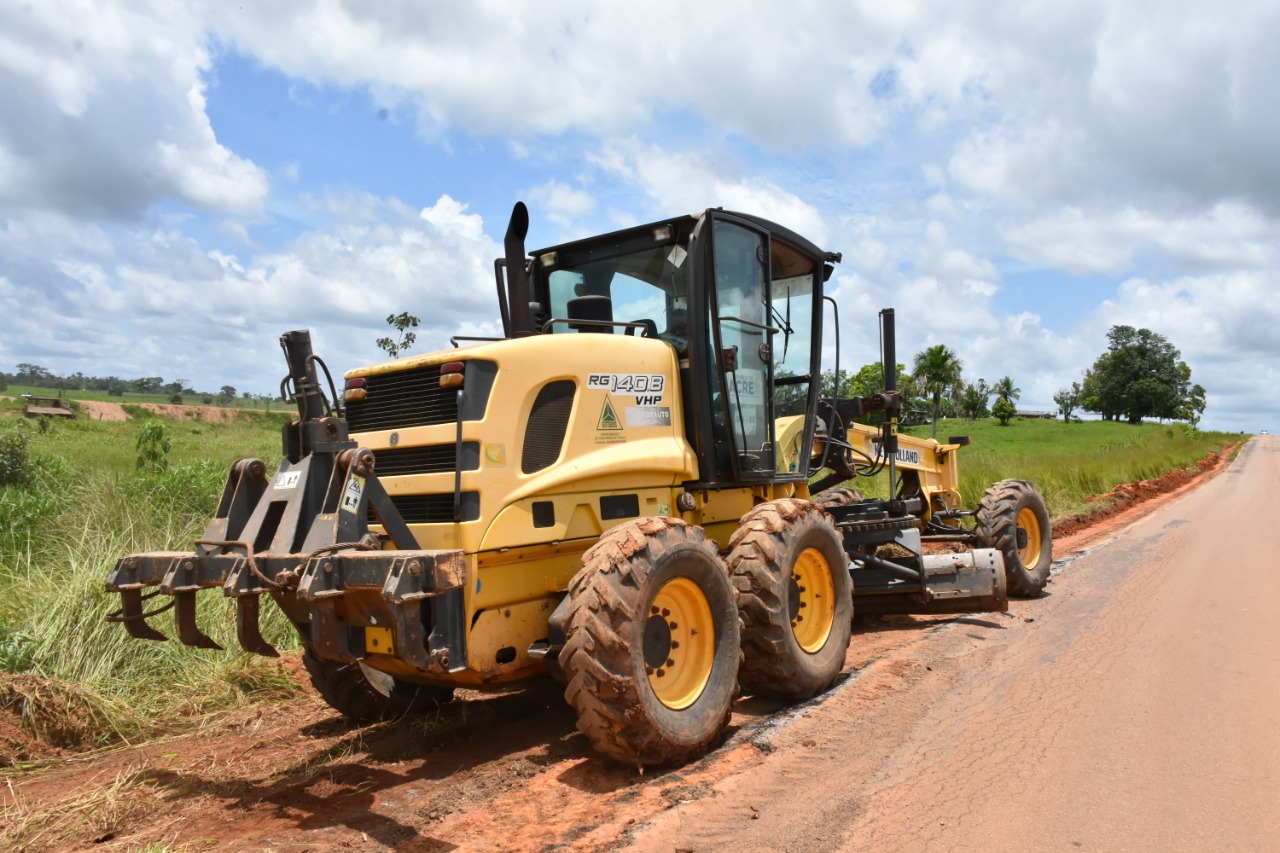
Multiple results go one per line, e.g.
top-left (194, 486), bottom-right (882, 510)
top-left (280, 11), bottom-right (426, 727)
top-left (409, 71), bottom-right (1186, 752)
top-left (567, 295), bottom-right (614, 333)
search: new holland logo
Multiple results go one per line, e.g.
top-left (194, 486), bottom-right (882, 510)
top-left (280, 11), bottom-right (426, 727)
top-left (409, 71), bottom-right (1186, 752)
top-left (597, 396), bottom-right (623, 430)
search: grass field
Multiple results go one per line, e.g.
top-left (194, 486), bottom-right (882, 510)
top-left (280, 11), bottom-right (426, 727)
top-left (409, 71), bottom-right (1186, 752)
top-left (898, 416), bottom-right (1237, 518)
top-left (0, 402), bottom-right (1238, 754)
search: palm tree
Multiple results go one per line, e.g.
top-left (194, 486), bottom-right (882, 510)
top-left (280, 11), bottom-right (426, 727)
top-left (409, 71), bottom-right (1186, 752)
top-left (992, 375), bottom-right (1021, 404)
top-left (912, 344), bottom-right (964, 438)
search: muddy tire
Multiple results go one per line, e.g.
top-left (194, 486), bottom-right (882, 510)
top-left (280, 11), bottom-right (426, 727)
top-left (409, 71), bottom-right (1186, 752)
top-left (974, 479), bottom-right (1053, 598)
top-left (560, 517), bottom-right (741, 766)
top-left (303, 654), bottom-right (454, 723)
top-left (729, 499), bottom-right (852, 698)
top-left (812, 486), bottom-right (865, 508)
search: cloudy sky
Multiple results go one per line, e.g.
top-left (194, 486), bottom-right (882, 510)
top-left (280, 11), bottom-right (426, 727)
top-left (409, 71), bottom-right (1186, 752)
top-left (2, 0), bottom-right (1277, 432)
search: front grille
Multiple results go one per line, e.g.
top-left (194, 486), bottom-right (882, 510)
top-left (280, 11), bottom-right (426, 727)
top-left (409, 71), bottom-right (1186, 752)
top-left (372, 442), bottom-right (479, 477)
top-left (371, 492), bottom-right (481, 524)
top-left (346, 364), bottom-right (456, 432)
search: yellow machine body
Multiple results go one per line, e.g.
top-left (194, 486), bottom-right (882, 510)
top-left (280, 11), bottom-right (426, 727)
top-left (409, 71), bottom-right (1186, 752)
top-left (348, 333), bottom-right (800, 687)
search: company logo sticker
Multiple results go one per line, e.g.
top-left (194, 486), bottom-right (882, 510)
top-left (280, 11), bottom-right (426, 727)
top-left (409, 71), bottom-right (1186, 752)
top-left (597, 396), bottom-right (623, 431)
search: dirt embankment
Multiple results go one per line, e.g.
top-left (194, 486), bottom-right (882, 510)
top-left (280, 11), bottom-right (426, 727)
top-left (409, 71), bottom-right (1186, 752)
top-left (75, 401), bottom-right (262, 423)
top-left (1049, 441), bottom-right (1236, 551)
top-left (0, 441), bottom-right (1242, 851)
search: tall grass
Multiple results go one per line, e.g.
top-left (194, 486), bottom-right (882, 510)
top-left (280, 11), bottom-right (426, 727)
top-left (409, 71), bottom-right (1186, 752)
top-left (0, 414), bottom-right (300, 748)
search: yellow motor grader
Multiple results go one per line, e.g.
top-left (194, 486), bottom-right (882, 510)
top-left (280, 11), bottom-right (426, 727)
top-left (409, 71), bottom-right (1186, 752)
top-left (106, 204), bottom-right (1052, 765)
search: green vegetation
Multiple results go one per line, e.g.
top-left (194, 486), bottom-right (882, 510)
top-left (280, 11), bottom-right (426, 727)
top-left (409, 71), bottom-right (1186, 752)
top-left (912, 343), bottom-right (964, 438)
top-left (376, 310), bottom-right (421, 359)
top-left (0, 409), bottom-right (299, 751)
top-left (1080, 325), bottom-right (1206, 425)
top-left (991, 397), bottom-right (1018, 425)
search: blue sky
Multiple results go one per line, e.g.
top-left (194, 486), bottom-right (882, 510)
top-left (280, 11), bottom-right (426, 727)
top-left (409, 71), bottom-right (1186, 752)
top-left (2, 1), bottom-right (1277, 432)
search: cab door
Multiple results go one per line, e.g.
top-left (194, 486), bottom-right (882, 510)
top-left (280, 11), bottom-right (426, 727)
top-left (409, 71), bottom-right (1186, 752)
top-left (706, 215), bottom-right (776, 481)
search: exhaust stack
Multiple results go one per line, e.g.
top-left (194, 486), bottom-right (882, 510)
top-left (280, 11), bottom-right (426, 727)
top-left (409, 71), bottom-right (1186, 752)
top-left (504, 202), bottom-right (533, 337)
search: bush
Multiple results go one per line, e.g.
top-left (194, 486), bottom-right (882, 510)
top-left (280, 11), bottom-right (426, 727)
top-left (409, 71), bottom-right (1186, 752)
top-left (0, 621), bottom-right (38, 673)
top-left (0, 422), bottom-right (32, 485)
top-left (992, 398), bottom-right (1017, 426)
top-left (135, 421), bottom-right (172, 472)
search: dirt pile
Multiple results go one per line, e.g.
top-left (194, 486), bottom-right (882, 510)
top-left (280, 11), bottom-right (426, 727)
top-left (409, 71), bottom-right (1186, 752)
top-left (75, 400), bottom-right (267, 423)
top-left (1051, 443), bottom-right (1235, 543)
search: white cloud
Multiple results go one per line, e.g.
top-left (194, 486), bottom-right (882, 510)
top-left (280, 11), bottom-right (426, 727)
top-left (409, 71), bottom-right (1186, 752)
top-left (0, 192), bottom-right (502, 394)
top-left (1082, 270), bottom-right (1280, 429)
top-left (1000, 203), bottom-right (1278, 276)
top-left (525, 181), bottom-right (597, 229)
top-left (591, 140), bottom-right (829, 246)
top-left (419, 195), bottom-right (487, 241)
top-left (0, 2), bottom-right (267, 219)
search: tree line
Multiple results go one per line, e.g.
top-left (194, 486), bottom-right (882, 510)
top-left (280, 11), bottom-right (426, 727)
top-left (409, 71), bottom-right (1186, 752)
top-left (0, 364), bottom-right (272, 407)
top-left (826, 324), bottom-right (1206, 436)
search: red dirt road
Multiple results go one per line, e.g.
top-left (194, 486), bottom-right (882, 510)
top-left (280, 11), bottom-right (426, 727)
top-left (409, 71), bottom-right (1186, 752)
top-left (3, 439), bottom-right (1274, 851)
top-left (636, 434), bottom-right (1280, 852)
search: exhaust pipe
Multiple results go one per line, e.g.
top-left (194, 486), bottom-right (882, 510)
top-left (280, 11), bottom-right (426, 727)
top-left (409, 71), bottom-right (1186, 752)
top-left (504, 202), bottom-right (533, 337)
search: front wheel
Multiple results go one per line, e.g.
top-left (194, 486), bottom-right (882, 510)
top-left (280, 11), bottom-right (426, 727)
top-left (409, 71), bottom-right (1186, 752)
top-left (302, 654), bottom-right (454, 723)
top-left (729, 499), bottom-right (852, 698)
top-left (974, 479), bottom-right (1053, 597)
top-left (560, 517), bottom-right (741, 766)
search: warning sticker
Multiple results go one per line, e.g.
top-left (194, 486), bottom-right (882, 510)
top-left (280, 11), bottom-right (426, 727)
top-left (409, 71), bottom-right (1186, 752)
top-left (587, 373), bottom-right (665, 396)
top-left (340, 475), bottom-right (365, 513)
top-left (597, 396), bottom-right (624, 431)
top-left (626, 406), bottom-right (671, 427)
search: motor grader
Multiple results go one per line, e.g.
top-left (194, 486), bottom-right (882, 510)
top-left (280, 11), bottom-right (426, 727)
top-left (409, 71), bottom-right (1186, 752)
top-left (106, 204), bottom-right (1052, 766)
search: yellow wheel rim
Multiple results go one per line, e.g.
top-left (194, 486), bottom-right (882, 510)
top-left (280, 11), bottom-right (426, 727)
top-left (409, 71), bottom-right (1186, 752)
top-left (790, 547), bottom-right (835, 654)
top-left (644, 577), bottom-right (716, 710)
top-left (1017, 507), bottom-right (1042, 569)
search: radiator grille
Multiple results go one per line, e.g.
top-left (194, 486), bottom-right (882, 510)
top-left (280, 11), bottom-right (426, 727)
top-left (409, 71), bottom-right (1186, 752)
top-left (372, 442), bottom-right (479, 477)
top-left (346, 364), bottom-right (456, 432)
top-left (522, 380), bottom-right (576, 474)
top-left (372, 492), bottom-right (480, 524)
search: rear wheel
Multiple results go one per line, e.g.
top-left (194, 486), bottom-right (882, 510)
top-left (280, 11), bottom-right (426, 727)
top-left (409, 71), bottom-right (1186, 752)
top-left (812, 486), bottom-right (865, 508)
top-left (303, 654), bottom-right (454, 723)
top-left (975, 479), bottom-right (1053, 597)
top-left (560, 517), bottom-right (741, 766)
top-left (729, 499), bottom-right (852, 698)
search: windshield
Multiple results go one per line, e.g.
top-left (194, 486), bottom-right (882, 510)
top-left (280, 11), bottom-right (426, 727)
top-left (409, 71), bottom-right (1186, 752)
top-left (544, 243), bottom-right (689, 338)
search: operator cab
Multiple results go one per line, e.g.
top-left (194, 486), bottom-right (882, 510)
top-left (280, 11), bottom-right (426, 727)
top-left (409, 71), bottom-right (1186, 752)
top-left (498, 208), bottom-right (839, 490)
